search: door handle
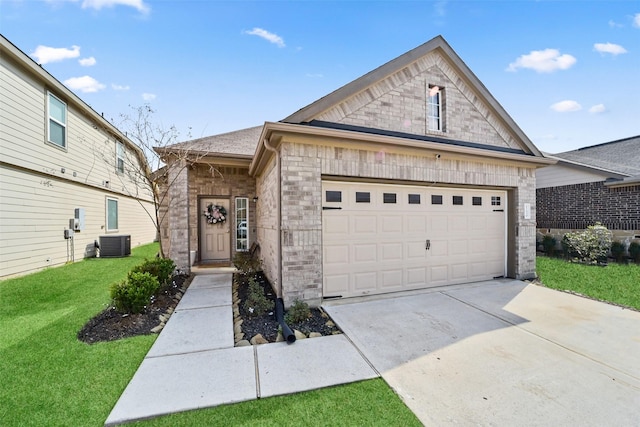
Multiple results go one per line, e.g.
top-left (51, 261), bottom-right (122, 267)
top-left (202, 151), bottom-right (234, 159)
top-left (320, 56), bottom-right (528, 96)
top-left (425, 239), bottom-right (431, 251)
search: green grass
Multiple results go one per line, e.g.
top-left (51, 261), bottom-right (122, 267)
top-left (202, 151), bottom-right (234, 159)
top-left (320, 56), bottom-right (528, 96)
top-left (0, 244), bottom-right (420, 427)
top-left (536, 256), bottom-right (640, 311)
top-left (133, 378), bottom-right (421, 427)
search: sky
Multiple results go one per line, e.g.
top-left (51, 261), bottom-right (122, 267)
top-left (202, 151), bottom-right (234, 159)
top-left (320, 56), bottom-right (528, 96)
top-left (1, 0), bottom-right (639, 154)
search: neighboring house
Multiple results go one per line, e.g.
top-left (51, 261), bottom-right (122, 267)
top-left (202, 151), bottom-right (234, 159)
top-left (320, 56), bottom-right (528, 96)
top-left (536, 135), bottom-right (640, 243)
top-left (0, 35), bottom-right (157, 279)
top-left (157, 35), bottom-right (553, 306)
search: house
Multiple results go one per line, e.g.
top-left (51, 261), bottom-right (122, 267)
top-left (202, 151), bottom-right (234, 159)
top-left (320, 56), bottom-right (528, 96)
top-left (536, 135), bottom-right (640, 244)
top-left (157, 35), bottom-right (553, 306)
top-left (0, 35), bottom-right (157, 279)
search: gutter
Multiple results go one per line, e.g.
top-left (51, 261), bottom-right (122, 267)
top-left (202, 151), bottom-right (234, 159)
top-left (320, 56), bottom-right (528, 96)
top-left (262, 138), bottom-right (283, 299)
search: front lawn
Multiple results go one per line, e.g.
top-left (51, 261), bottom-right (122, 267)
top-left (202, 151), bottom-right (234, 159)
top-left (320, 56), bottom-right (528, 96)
top-left (0, 244), bottom-right (420, 426)
top-left (536, 256), bottom-right (640, 311)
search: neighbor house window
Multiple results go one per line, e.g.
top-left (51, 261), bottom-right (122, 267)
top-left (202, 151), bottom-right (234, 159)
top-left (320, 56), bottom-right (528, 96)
top-left (236, 197), bottom-right (248, 251)
top-left (116, 141), bottom-right (125, 173)
top-left (427, 85), bottom-right (442, 132)
top-left (48, 92), bottom-right (67, 148)
top-left (106, 197), bottom-right (118, 231)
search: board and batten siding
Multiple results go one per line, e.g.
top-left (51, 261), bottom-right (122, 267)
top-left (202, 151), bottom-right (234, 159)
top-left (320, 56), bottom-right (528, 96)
top-left (1, 39), bottom-right (157, 279)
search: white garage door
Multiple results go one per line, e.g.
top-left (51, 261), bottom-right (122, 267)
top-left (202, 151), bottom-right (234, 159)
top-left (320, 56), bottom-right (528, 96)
top-left (322, 181), bottom-right (506, 298)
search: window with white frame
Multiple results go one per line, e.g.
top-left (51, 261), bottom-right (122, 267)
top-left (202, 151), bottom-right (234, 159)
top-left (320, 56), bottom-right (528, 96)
top-left (106, 197), bottom-right (119, 231)
top-left (427, 85), bottom-right (442, 132)
top-left (235, 197), bottom-right (248, 251)
top-left (116, 141), bottom-right (125, 173)
top-left (48, 92), bottom-right (67, 148)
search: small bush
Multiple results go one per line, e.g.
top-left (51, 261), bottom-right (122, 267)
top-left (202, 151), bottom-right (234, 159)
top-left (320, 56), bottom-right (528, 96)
top-left (242, 277), bottom-right (273, 317)
top-left (285, 299), bottom-right (311, 324)
top-left (233, 252), bottom-right (261, 275)
top-left (542, 234), bottom-right (557, 256)
top-left (629, 242), bottom-right (640, 263)
top-left (610, 241), bottom-right (626, 263)
top-left (562, 223), bottom-right (612, 265)
top-left (131, 258), bottom-right (175, 286)
top-left (110, 272), bottom-right (159, 314)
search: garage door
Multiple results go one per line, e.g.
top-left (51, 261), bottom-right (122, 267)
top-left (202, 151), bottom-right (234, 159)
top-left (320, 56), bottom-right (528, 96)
top-left (322, 181), bottom-right (506, 298)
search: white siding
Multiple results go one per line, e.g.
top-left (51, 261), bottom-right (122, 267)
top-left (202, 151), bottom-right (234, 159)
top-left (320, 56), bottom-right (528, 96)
top-left (536, 164), bottom-right (609, 189)
top-left (0, 40), bottom-right (157, 279)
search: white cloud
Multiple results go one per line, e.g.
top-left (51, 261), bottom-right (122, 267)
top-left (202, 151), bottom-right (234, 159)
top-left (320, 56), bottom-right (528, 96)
top-left (31, 45), bottom-right (80, 64)
top-left (550, 100), bottom-right (582, 112)
top-left (594, 42), bottom-right (627, 55)
top-left (634, 13), bottom-right (640, 28)
top-left (244, 28), bottom-right (285, 48)
top-left (63, 76), bottom-right (106, 93)
top-left (589, 104), bottom-right (607, 114)
top-left (305, 73), bottom-right (324, 78)
top-left (79, 56), bottom-right (96, 66)
top-left (81, 0), bottom-right (150, 13)
top-left (142, 93), bottom-right (156, 101)
top-left (433, 1), bottom-right (447, 17)
top-left (111, 83), bottom-right (130, 91)
top-left (506, 48), bottom-right (576, 73)
top-left (608, 20), bottom-right (623, 28)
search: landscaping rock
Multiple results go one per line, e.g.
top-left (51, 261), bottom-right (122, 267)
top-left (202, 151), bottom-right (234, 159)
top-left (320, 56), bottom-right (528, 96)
top-left (309, 332), bottom-right (322, 338)
top-left (294, 329), bottom-right (307, 340)
top-left (250, 334), bottom-right (268, 345)
top-left (236, 340), bottom-right (251, 347)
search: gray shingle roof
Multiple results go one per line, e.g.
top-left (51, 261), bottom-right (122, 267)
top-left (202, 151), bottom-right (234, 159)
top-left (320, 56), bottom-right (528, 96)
top-left (165, 125), bottom-right (263, 157)
top-left (553, 135), bottom-right (640, 177)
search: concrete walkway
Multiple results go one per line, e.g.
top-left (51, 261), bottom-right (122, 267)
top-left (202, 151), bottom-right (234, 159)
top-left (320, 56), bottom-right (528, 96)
top-left (104, 273), bottom-right (377, 426)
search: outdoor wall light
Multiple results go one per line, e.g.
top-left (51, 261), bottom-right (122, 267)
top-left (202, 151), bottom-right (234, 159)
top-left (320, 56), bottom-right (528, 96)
top-left (253, 196), bottom-right (259, 203)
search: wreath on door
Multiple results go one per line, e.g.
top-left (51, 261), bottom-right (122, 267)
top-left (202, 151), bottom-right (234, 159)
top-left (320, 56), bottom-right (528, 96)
top-left (204, 204), bottom-right (227, 224)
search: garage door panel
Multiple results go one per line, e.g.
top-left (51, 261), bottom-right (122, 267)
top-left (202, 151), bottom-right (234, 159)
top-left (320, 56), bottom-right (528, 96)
top-left (322, 181), bottom-right (506, 298)
top-left (354, 244), bottom-right (377, 262)
top-left (325, 245), bottom-right (349, 265)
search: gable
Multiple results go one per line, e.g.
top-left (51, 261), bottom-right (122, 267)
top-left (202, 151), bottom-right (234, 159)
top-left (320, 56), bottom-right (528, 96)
top-left (284, 36), bottom-right (541, 157)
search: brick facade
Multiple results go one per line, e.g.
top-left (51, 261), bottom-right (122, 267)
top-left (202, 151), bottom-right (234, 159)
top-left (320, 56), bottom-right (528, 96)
top-left (537, 181), bottom-right (640, 231)
top-left (264, 139), bottom-right (538, 306)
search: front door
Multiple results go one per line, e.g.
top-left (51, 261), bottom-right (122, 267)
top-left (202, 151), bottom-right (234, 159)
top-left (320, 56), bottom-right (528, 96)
top-left (199, 198), bottom-right (231, 262)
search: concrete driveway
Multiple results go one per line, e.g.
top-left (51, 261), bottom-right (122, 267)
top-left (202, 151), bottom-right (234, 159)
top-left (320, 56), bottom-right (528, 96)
top-left (323, 280), bottom-right (640, 426)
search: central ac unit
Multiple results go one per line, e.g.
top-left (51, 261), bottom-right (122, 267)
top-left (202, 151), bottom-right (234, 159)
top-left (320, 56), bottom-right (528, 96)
top-left (99, 235), bottom-right (131, 257)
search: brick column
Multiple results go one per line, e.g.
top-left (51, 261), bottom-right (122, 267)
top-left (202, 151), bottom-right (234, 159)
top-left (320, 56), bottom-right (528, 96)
top-left (168, 159), bottom-right (190, 273)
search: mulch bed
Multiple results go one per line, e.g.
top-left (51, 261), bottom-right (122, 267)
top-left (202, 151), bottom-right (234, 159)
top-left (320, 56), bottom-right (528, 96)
top-left (77, 273), bottom-right (192, 344)
top-left (235, 272), bottom-right (341, 343)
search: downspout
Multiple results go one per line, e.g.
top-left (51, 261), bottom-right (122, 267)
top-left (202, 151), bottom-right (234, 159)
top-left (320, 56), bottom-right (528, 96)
top-left (263, 138), bottom-right (295, 343)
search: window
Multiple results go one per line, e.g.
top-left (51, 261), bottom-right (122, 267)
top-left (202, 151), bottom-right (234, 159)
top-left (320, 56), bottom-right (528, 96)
top-left (472, 197), bottom-right (482, 206)
top-left (431, 195), bottom-right (443, 205)
top-left (427, 85), bottom-right (442, 132)
top-left (106, 198), bottom-right (118, 231)
top-left (326, 191), bottom-right (342, 202)
top-left (48, 92), bottom-right (67, 148)
top-left (355, 192), bottom-right (370, 203)
top-left (491, 196), bottom-right (501, 206)
top-left (408, 194), bottom-right (421, 204)
top-left (453, 196), bottom-right (463, 205)
top-left (116, 141), bottom-right (125, 173)
top-left (236, 197), bottom-right (248, 251)
top-left (383, 193), bottom-right (397, 204)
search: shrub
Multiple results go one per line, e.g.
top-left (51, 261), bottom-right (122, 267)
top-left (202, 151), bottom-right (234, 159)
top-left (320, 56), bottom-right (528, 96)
top-left (233, 251), bottom-right (261, 275)
top-left (131, 258), bottom-right (175, 286)
top-left (542, 234), bottom-right (557, 256)
top-left (110, 272), bottom-right (160, 314)
top-left (629, 242), bottom-right (640, 263)
top-left (562, 223), bottom-right (612, 265)
top-left (285, 299), bottom-right (311, 324)
top-left (610, 241), bottom-right (626, 263)
top-left (242, 277), bottom-right (273, 317)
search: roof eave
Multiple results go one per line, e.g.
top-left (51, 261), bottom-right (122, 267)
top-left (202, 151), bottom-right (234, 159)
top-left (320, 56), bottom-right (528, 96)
top-left (250, 121), bottom-right (555, 176)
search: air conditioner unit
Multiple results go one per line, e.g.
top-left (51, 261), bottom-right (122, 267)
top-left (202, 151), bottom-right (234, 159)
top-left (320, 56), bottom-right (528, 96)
top-left (99, 235), bottom-right (131, 257)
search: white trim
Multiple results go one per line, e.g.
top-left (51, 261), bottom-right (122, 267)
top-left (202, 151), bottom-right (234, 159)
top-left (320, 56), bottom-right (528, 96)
top-left (235, 197), bottom-right (249, 251)
top-left (47, 91), bottom-right (67, 149)
top-left (106, 197), bottom-right (119, 232)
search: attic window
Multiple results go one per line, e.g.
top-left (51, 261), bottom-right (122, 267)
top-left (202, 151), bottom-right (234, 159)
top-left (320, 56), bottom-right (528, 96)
top-left (427, 85), bottom-right (443, 132)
